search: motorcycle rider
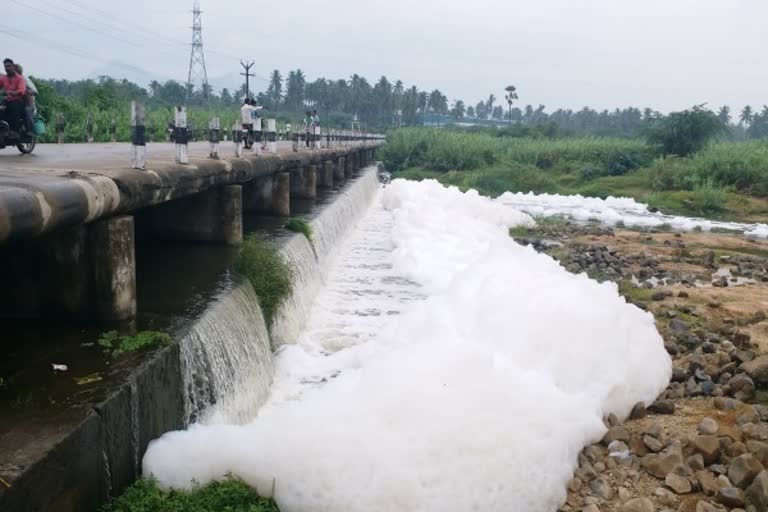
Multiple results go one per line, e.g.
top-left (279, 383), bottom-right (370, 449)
top-left (0, 58), bottom-right (27, 133)
top-left (14, 64), bottom-right (37, 129)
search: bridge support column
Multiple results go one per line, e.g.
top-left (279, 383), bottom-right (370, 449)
top-left (290, 166), bottom-right (315, 200)
top-left (243, 175), bottom-right (273, 213)
top-left (344, 154), bottom-right (353, 178)
top-left (305, 165), bottom-right (317, 199)
top-left (336, 157), bottom-right (346, 182)
top-left (319, 161), bottom-right (334, 189)
top-left (90, 215), bottom-right (137, 321)
top-left (273, 172), bottom-right (291, 216)
top-left (143, 186), bottom-right (243, 245)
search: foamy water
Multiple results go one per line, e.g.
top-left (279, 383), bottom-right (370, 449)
top-left (497, 190), bottom-right (768, 237)
top-left (144, 179), bottom-right (671, 512)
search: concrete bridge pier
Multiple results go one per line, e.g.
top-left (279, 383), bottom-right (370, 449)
top-left (336, 157), bottom-right (347, 183)
top-left (243, 173), bottom-right (293, 216)
top-left (142, 185), bottom-right (243, 246)
top-left (273, 172), bottom-right (291, 216)
top-left (290, 166), bottom-right (317, 200)
top-left (0, 216), bottom-right (136, 322)
top-left (319, 160), bottom-right (334, 189)
top-left (344, 154), bottom-right (354, 178)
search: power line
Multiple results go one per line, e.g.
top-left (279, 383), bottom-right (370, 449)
top-left (0, 26), bottom-right (113, 64)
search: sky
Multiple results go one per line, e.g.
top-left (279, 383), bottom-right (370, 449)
top-left (2, 0), bottom-right (767, 113)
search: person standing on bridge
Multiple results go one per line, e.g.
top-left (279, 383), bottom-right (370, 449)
top-left (14, 64), bottom-right (37, 128)
top-left (303, 110), bottom-right (312, 148)
top-left (0, 58), bottom-right (27, 133)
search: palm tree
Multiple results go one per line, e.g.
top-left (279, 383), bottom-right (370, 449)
top-left (740, 105), bottom-right (753, 127)
top-left (717, 106), bottom-right (731, 125)
top-left (504, 85), bottom-right (518, 124)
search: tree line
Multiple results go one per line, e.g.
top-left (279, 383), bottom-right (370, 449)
top-left (33, 71), bottom-right (768, 140)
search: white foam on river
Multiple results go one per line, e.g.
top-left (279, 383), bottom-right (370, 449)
top-left (143, 179), bottom-right (672, 512)
top-left (497, 190), bottom-right (768, 237)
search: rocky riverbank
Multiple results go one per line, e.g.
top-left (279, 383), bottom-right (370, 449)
top-left (515, 220), bottom-right (768, 512)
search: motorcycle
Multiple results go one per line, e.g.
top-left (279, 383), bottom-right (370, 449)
top-left (0, 103), bottom-right (36, 154)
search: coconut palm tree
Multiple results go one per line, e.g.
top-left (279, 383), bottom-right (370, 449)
top-left (504, 85), bottom-right (518, 124)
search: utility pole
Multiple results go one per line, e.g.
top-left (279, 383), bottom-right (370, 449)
top-left (186, 0), bottom-right (210, 104)
top-left (240, 60), bottom-right (255, 101)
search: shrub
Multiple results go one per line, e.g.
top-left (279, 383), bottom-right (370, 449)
top-left (692, 179), bottom-right (727, 215)
top-left (103, 478), bottom-right (279, 512)
top-left (284, 218), bottom-right (313, 240)
top-left (235, 235), bottom-right (293, 325)
top-left (645, 106), bottom-right (726, 157)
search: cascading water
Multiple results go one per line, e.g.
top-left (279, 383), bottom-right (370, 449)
top-left (180, 281), bottom-right (273, 425)
top-left (179, 168), bottom-right (382, 425)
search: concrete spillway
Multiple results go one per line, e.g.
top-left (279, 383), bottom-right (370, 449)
top-left (0, 161), bottom-right (382, 511)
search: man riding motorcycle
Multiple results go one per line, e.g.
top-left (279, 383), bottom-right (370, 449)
top-left (0, 58), bottom-right (27, 134)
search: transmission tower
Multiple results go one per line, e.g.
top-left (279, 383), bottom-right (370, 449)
top-left (186, 0), bottom-right (210, 102)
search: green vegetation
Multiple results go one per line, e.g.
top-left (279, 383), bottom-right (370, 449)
top-left (646, 106), bottom-right (726, 157)
top-left (97, 331), bottom-right (171, 358)
top-left (103, 478), bottom-right (279, 512)
top-left (235, 235), bottom-right (293, 325)
top-left (385, 127), bottom-right (768, 222)
top-left (284, 218), bottom-right (313, 241)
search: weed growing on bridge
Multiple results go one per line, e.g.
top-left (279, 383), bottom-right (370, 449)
top-left (285, 218), bottom-right (313, 241)
top-left (103, 477), bottom-right (279, 512)
top-left (236, 235), bottom-right (293, 327)
top-left (97, 331), bottom-right (171, 358)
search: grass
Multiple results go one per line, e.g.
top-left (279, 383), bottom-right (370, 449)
top-left (97, 331), bottom-right (171, 358)
top-left (385, 128), bottom-right (768, 222)
top-left (284, 218), bottom-right (313, 240)
top-left (103, 478), bottom-right (279, 512)
top-left (235, 234), bottom-right (293, 326)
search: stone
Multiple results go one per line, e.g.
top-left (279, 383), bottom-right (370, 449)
top-left (654, 487), bottom-right (677, 507)
top-left (621, 497), bottom-right (655, 512)
top-left (590, 477), bottom-right (613, 500)
top-left (644, 435), bottom-right (664, 453)
top-left (741, 355), bottom-right (768, 386)
top-left (727, 442), bottom-right (748, 458)
top-left (630, 402), bottom-right (647, 420)
top-left (631, 435), bottom-right (649, 457)
top-left (648, 400), bottom-right (676, 415)
top-left (746, 440), bottom-right (768, 466)
top-left (652, 291), bottom-right (668, 301)
top-left (696, 470), bottom-right (721, 496)
top-left (643, 451), bottom-right (683, 479)
top-left (582, 505), bottom-right (601, 512)
top-left (746, 470), bottom-right (768, 511)
top-left (695, 501), bottom-right (724, 512)
top-left (604, 426), bottom-right (631, 445)
top-left (691, 436), bottom-right (721, 465)
top-left (568, 477), bottom-right (583, 492)
top-left (666, 472), bottom-right (693, 494)
top-left (670, 318), bottom-right (689, 334)
top-left (728, 453), bottom-right (764, 488)
top-left (716, 487), bottom-right (746, 508)
top-left (687, 454), bottom-right (705, 471)
top-left (699, 418), bottom-right (719, 436)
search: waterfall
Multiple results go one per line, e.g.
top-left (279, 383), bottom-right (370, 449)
top-left (179, 167), bottom-right (381, 425)
top-left (270, 168), bottom-right (381, 347)
top-left (180, 281), bottom-right (274, 425)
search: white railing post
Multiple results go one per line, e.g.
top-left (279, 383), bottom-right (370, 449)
top-left (174, 106), bottom-right (189, 164)
top-left (130, 101), bottom-right (146, 170)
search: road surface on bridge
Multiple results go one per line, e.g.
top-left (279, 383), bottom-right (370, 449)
top-left (0, 141), bottom-right (296, 172)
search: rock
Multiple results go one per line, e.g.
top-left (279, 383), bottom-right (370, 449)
top-left (652, 291), bottom-right (668, 301)
top-left (746, 470), bottom-right (768, 511)
top-left (666, 472), bottom-right (693, 494)
top-left (746, 440), bottom-right (768, 466)
top-left (695, 501), bottom-right (724, 512)
top-left (582, 505), bottom-right (601, 512)
top-left (737, 407), bottom-right (761, 426)
top-left (630, 434), bottom-right (649, 457)
top-left (648, 400), bottom-right (676, 415)
top-left (687, 454), bottom-right (705, 471)
top-left (727, 442), bottom-right (748, 458)
top-left (699, 418), bottom-right (719, 436)
top-left (568, 477), bottom-right (583, 492)
top-left (728, 453), bottom-right (764, 488)
top-left (630, 402), bottom-right (647, 420)
top-left (670, 318), bottom-right (689, 334)
top-left (654, 487), bottom-right (677, 507)
top-left (717, 487), bottom-right (746, 507)
top-left (621, 497), bottom-right (655, 512)
top-left (590, 477), bottom-right (613, 500)
top-left (604, 426), bottom-right (631, 445)
top-left (643, 451), bottom-right (683, 479)
top-left (618, 486), bottom-right (632, 503)
top-left (727, 375), bottom-right (756, 401)
top-left (691, 435), bottom-right (721, 465)
top-left (644, 435), bottom-right (664, 453)
top-left (696, 470), bottom-right (721, 496)
top-left (741, 355), bottom-right (768, 386)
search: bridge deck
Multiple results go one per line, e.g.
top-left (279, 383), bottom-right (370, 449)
top-left (0, 141), bottom-right (376, 243)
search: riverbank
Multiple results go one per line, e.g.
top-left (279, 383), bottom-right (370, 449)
top-left (515, 219), bottom-right (768, 511)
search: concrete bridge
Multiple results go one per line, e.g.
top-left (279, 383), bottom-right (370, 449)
top-left (0, 138), bottom-right (382, 323)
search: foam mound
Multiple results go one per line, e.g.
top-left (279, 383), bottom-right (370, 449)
top-left (144, 179), bottom-right (671, 512)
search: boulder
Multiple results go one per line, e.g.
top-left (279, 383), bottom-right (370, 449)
top-left (728, 453), bottom-right (764, 489)
top-left (716, 487), bottom-right (745, 508)
top-left (665, 472), bottom-right (692, 494)
top-left (741, 355), bottom-right (768, 386)
top-left (699, 417), bottom-right (719, 436)
top-left (643, 451), bottom-right (683, 479)
top-left (621, 497), bottom-right (655, 512)
top-left (690, 435), bottom-right (721, 465)
top-left (746, 470), bottom-right (768, 511)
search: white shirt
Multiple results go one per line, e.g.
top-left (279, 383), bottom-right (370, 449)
top-left (240, 104), bottom-right (253, 125)
top-left (24, 76), bottom-right (37, 95)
